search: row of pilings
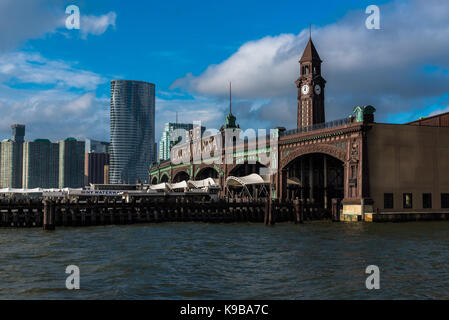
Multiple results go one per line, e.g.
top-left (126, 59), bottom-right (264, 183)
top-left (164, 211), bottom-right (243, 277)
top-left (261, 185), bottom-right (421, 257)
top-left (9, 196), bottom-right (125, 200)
top-left (0, 197), bottom-right (333, 230)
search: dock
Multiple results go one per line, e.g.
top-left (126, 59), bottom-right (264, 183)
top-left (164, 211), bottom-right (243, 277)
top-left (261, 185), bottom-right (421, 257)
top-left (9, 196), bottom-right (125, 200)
top-left (0, 197), bottom-right (330, 229)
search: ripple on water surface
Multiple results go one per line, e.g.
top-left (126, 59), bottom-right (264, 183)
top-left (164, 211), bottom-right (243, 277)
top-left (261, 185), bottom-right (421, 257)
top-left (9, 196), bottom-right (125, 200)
top-left (1, 222), bottom-right (449, 299)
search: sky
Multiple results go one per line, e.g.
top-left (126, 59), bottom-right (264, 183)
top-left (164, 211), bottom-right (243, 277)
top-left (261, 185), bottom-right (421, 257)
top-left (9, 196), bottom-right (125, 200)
top-left (0, 0), bottom-right (449, 144)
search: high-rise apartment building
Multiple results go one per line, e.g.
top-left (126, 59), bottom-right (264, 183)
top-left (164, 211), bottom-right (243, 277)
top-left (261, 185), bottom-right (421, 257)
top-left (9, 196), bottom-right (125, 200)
top-left (84, 138), bottom-right (110, 185)
top-left (85, 152), bottom-right (109, 185)
top-left (11, 124), bottom-right (25, 143)
top-left (22, 139), bottom-right (59, 188)
top-left (58, 138), bottom-right (85, 188)
top-left (158, 123), bottom-right (206, 162)
top-left (110, 80), bottom-right (156, 184)
top-left (0, 140), bottom-right (23, 188)
top-left (0, 125), bottom-right (25, 188)
top-left (85, 138), bottom-right (110, 154)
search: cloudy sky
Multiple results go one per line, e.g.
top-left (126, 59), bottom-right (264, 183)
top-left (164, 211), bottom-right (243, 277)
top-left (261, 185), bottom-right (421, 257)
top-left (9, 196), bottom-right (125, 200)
top-left (0, 0), bottom-right (448, 143)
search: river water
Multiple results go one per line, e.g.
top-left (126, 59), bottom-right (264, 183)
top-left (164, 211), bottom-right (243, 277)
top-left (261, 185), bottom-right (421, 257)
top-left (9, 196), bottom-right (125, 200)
top-left (1, 221), bottom-right (448, 299)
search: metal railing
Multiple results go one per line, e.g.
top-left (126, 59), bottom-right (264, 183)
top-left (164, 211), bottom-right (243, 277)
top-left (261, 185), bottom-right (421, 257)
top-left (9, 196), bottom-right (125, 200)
top-left (280, 117), bottom-right (351, 137)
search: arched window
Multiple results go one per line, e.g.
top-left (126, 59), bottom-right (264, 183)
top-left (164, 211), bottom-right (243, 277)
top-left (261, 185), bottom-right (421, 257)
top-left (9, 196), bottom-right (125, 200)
top-left (304, 65), bottom-right (309, 74)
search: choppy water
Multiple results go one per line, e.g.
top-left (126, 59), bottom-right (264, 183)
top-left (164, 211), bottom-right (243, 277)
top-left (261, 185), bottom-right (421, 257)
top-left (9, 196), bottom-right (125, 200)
top-left (1, 221), bottom-right (449, 299)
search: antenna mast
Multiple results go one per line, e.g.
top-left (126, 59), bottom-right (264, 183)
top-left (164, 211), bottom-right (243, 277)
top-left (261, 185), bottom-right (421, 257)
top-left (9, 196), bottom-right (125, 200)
top-left (229, 81), bottom-right (232, 114)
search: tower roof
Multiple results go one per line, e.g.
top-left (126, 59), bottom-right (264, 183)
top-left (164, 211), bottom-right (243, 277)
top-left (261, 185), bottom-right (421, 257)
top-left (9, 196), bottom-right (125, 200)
top-left (300, 38), bottom-right (322, 63)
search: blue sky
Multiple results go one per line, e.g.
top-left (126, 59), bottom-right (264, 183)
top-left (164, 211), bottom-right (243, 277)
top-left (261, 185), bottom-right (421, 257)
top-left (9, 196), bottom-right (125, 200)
top-left (0, 0), bottom-right (448, 143)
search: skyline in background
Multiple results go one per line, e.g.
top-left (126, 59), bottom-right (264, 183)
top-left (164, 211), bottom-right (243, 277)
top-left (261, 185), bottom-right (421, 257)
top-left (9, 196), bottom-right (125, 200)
top-left (1, 0), bottom-right (449, 143)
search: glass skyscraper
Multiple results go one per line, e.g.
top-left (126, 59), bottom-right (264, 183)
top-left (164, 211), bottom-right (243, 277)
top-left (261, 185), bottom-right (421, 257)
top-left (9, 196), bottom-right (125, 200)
top-left (158, 123), bottom-right (206, 162)
top-left (110, 80), bottom-right (156, 184)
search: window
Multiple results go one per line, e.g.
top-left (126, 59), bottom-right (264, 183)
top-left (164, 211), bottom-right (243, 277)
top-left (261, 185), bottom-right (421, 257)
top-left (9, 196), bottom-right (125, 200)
top-left (403, 193), bottom-right (413, 209)
top-left (442, 193), bottom-right (449, 209)
top-left (384, 193), bottom-right (393, 209)
top-left (304, 65), bottom-right (309, 74)
top-left (423, 193), bottom-right (432, 209)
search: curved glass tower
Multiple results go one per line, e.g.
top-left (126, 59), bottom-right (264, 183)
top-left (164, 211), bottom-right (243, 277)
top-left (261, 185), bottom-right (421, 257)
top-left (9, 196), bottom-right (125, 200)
top-left (110, 80), bottom-right (155, 184)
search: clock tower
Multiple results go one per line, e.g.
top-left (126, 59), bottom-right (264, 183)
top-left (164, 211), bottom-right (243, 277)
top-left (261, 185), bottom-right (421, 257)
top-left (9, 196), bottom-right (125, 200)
top-left (296, 33), bottom-right (326, 129)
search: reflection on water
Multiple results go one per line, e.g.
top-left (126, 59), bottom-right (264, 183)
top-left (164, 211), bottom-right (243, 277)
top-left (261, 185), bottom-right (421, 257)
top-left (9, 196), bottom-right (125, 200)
top-left (1, 221), bottom-right (449, 299)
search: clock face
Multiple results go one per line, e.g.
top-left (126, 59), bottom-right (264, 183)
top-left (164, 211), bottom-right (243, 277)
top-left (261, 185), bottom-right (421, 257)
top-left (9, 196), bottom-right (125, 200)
top-left (301, 85), bottom-right (310, 95)
top-left (314, 84), bottom-right (322, 95)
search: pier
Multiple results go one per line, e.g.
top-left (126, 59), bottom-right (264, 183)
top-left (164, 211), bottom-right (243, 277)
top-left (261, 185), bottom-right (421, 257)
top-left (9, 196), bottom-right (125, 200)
top-left (0, 197), bottom-right (332, 229)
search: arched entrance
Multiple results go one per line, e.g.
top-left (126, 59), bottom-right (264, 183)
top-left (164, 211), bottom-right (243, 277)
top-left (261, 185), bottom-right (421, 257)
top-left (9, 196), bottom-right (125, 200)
top-left (160, 173), bottom-right (169, 183)
top-left (173, 171), bottom-right (189, 183)
top-left (229, 162), bottom-right (268, 177)
top-left (196, 167), bottom-right (219, 180)
top-left (151, 176), bottom-right (158, 185)
top-left (283, 153), bottom-right (344, 209)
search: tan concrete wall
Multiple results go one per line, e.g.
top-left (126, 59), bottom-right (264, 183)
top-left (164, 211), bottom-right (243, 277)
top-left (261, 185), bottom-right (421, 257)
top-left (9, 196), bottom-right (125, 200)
top-left (368, 123), bottom-right (449, 212)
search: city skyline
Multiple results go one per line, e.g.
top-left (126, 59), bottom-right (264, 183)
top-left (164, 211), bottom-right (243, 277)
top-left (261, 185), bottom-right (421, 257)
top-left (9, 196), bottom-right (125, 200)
top-left (1, 0), bottom-right (449, 145)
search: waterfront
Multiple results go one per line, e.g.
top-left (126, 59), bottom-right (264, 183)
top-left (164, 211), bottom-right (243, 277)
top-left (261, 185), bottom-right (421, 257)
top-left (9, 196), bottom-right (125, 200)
top-left (1, 222), bottom-right (449, 299)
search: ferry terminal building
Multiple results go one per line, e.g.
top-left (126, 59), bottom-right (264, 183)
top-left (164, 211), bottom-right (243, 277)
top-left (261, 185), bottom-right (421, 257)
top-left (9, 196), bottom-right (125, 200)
top-left (149, 36), bottom-right (449, 221)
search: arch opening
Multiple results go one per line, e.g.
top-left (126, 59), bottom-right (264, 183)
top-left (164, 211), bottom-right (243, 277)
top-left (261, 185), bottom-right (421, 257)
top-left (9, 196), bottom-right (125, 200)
top-left (284, 153), bottom-right (344, 209)
top-left (160, 174), bottom-right (169, 183)
top-left (173, 171), bottom-right (189, 183)
top-left (196, 167), bottom-right (219, 180)
top-left (229, 162), bottom-right (268, 177)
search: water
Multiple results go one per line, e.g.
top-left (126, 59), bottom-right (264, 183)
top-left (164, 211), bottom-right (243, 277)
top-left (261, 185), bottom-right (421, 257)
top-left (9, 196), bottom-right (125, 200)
top-left (1, 221), bottom-right (449, 299)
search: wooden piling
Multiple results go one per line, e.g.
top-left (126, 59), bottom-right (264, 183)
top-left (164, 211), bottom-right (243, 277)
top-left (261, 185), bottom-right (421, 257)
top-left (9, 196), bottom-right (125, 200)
top-left (43, 199), bottom-right (55, 230)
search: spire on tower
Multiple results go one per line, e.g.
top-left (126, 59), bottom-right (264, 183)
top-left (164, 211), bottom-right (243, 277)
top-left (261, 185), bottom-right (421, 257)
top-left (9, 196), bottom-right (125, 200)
top-left (229, 81), bottom-right (232, 114)
top-left (224, 81), bottom-right (238, 129)
top-left (300, 36), bottom-right (322, 63)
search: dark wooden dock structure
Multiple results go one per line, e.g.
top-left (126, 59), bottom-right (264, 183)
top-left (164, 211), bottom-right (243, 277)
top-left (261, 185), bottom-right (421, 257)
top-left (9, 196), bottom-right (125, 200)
top-left (0, 197), bottom-right (332, 230)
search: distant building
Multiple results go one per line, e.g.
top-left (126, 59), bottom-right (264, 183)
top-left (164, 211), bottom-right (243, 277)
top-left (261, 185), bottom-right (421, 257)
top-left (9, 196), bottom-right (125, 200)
top-left (0, 140), bottom-right (23, 188)
top-left (11, 124), bottom-right (25, 143)
top-left (158, 123), bottom-right (206, 161)
top-left (104, 164), bottom-right (110, 184)
top-left (58, 138), bottom-right (85, 188)
top-left (84, 138), bottom-right (110, 185)
top-left (85, 138), bottom-right (110, 154)
top-left (23, 139), bottom-right (59, 188)
top-left (0, 125), bottom-right (25, 188)
top-left (85, 152), bottom-right (109, 185)
top-left (110, 80), bottom-right (156, 184)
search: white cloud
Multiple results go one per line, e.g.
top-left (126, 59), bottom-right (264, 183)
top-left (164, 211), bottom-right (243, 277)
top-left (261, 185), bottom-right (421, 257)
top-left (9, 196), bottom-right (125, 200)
top-left (0, 51), bottom-right (105, 90)
top-left (80, 12), bottom-right (117, 39)
top-left (0, 0), bottom-right (117, 50)
top-left (0, 87), bottom-right (109, 142)
top-left (0, 49), bottom-right (109, 142)
top-left (155, 95), bottom-right (225, 138)
top-left (172, 0), bottom-right (449, 126)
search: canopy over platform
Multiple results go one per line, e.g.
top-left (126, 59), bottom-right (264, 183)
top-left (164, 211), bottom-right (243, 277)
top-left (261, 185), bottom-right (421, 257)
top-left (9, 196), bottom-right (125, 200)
top-left (225, 173), bottom-right (270, 188)
top-left (149, 183), bottom-right (171, 191)
top-left (0, 188), bottom-right (44, 193)
top-left (225, 173), bottom-right (270, 199)
top-left (170, 181), bottom-right (188, 190)
top-left (0, 188), bottom-right (82, 194)
top-left (187, 177), bottom-right (218, 189)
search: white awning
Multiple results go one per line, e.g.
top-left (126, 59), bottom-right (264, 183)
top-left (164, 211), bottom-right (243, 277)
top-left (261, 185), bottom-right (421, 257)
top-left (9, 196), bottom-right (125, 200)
top-left (149, 183), bottom-right (171, 191)
top-left (226, 173), bottom-right (270, 187)
top-left (170, 181), bottom-right (188, 190)
top-left (187, 177), bottom-right (218, 189)
top-left (0, 188), bottom-right (44, 193)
